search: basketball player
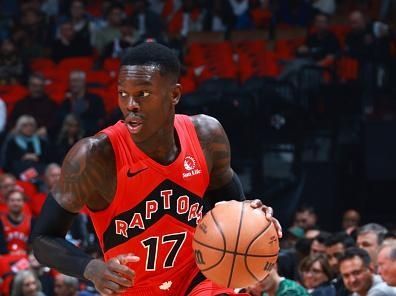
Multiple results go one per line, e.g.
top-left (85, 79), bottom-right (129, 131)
top-left (32, 42), bottom-right (282, 295)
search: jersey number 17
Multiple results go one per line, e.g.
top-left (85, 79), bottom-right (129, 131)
top-left (141, 232), bottom-right (187, 271)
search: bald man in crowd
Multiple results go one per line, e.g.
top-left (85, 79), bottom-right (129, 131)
top-left (377, 243), bottom-right (396, 287)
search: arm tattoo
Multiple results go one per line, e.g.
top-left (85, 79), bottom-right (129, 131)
top-left (54, 135), bottom-right (116, 213)
top-left (192, 115), bottom-right (233, 190)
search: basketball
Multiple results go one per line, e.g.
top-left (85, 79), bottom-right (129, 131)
top-left (192, 200), bottom-right (279, 288)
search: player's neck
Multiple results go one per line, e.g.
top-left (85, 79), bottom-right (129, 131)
top-left (136, 123), bottom-right (180, 165)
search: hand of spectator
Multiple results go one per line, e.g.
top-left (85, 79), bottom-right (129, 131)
top-left (83, 254), bottom-right (140, 295)
top-left (36, 127), bottom-right (48, 138)
top-left (22, 153), bottom-right (39, 162)
top-left (297, 45), bottom-right (309, 55)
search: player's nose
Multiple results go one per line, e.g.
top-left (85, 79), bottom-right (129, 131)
top-left (127, 96), bottom-right (140, 112)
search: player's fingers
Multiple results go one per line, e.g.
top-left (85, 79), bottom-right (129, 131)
top-left (108, 261), bottom-right (136, 283)
top-left (116, 253), bottom-right (140, 265)
top-left (264, 206), bottom-right (274, 220)
top-left (103, 280), bottom-right (127, 294)
top-left (105, 268), bottom-right (134, 287)
top-left (101, 287), bottom-right (114, 296)
top-left (248, 199), bottom-right (263, 209)
top-left (272, 217), bottom-right (283, 238)
top-left (101, 286), bottom-right (126, 296)
top-left (214, 201), bottom-right (229, 207)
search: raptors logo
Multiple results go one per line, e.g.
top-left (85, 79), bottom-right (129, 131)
top-left (183, 156), bottom-right (201, 179)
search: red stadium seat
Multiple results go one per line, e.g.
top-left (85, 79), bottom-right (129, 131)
top-left (337, 57), bottom-right (359, 82)
top-left (103, 83), bottom-right (118, 113)
top-left (45, 82), bottom-right (68, 103)
top-left (86, 70), bottom-right (113, 87)
top-left (57, 56), bottom-right (94, 74)
top-left (15, 180), bottom-right (38, 199)
top-left (30, 58), bottom-right (56, 72)
top-left (0, 85), bottom-right (28, 114)
top-left (104, 58), bottom-right (120, 78)
top-left (250, 8), bottom-right (272, 28)
top-left (180, 74), bottom-right (197, 95)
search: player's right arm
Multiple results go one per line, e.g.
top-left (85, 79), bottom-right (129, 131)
top-left (32, 135), bottom-right (139, 295)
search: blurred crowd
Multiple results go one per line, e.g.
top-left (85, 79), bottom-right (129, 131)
top-left (238, 207), bottom-right (396, 295)
top-left (0, 0), bottom-right (395, 295)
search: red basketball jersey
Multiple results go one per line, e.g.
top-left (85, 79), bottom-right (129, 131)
top-left (0, 214), bottom-right (31, 254)
top-left (89, 115), bottom-right (209, 295)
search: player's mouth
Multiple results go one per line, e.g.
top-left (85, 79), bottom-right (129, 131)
top-left (126, 119), bottom-right (143, 134)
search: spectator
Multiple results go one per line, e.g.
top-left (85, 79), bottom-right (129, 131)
top-left (28, 252), bottom-right (55, 296)
top-left (244, 264), bottom-right (309, 295)
top-left (202, 0), bottom-right (235, 32)
top-left (339, 247), bottom-right (396, 296)
top-left (325, 232), bottom-right (356, 275)
top-left (29, 163), bottom-right (60, 217)
top-left (383, 232), bottom-right (396, 245)
top-left (93, 4), bottom-right (124, 54)
top-left (41, 0), bottom-right (60, 18)
top-left (55, 114), bottom-right (84, 163)
top-left (345, 10), bottom-right (390, 62)
top-left (296, 13), bottom-right (340, 66)
top-left (305, 227), bottom-right (321, 239)
top-left (100, 19), bottom-right (139, 60)
top-left (11, 8), bottom-right (50, 59)
top-left (1, 115), bottom-right (51, 176)
top-left (227, 0), bottom-right (253, 29)
top-left (68, 0), bottom-right (95, 44)
top-left (299, 254), bottom-right (336, 295)
top-left (0, 97), bottom-right (6, 145)
top-left (167, 0), bottom-right (203, 38)
top-left (54, 274), bottom-right (79, 296)
top-left (356, 223), bottom-right (388, 269)
top-left (377, 243), bottom-right (396, 287)
top-left (310, 232), bottom-right (331, 256)
top-left (11, 269), bottom-right (45, 296)
top-left (342, 209), bottom-right (361, 234)
top-left (10, 73), bottom-right (58, 135)
top-left (282, 226), bottom-right (304, 249)
top-left (293, 206), bottom-right (318, 230)
top-left (0, 39), bottom-right (25, 85)
top-left (58, 71), bottom-right (105, 135)
top-left (0, 190), bottom-right (32, 255)
top-left (51, 20), bottom-right (93, 63)
top-left (325, 232), bottom-right (355, 296)
top-left (131, 0), bottom-right (165, 42)
top-left (0, 173), bottom-right (18, 214)
top-left (311, 0), bottom-right (336, 15)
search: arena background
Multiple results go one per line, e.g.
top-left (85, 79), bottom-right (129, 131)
top-left (0, 0), bottom-right (396, 294)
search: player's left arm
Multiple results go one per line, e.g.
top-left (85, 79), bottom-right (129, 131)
top-left (193, 115), bottom-right (282, 237)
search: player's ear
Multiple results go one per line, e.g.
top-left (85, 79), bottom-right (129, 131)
top-left (171, 83), bottom-right (181, 105)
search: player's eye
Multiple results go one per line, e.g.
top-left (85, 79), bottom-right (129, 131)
top-left (136, 91), bottom-right (150, 98)
top-left (119, 91), bottom-right (128, 98)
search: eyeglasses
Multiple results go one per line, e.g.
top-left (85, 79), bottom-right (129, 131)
top-left (21, 123), bottom-right (35, 127)
top-left (303, 268), bottom-right (324, 276)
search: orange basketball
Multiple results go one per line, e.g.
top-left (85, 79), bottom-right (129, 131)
top-left (192, 200), bottom-right (279, 288)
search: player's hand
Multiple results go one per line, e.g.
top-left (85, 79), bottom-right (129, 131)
top-left (247, 199), bottom-right (283, 238)
top-left (215, 200), bottom-right (282, 238)
top-left (84, 253), bottom-right (140, 295)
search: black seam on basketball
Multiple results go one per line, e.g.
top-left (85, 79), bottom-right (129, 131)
top-left (210, 210), bottom-right (227, 254)
top-left (193, 238), bottom-right (278, 257)
top-left (227, 202), bottom-right (244, 287)
top-left (196, 211), bottom-right (227, 272)
top-left (244, 221), bottom-right (275, 281)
